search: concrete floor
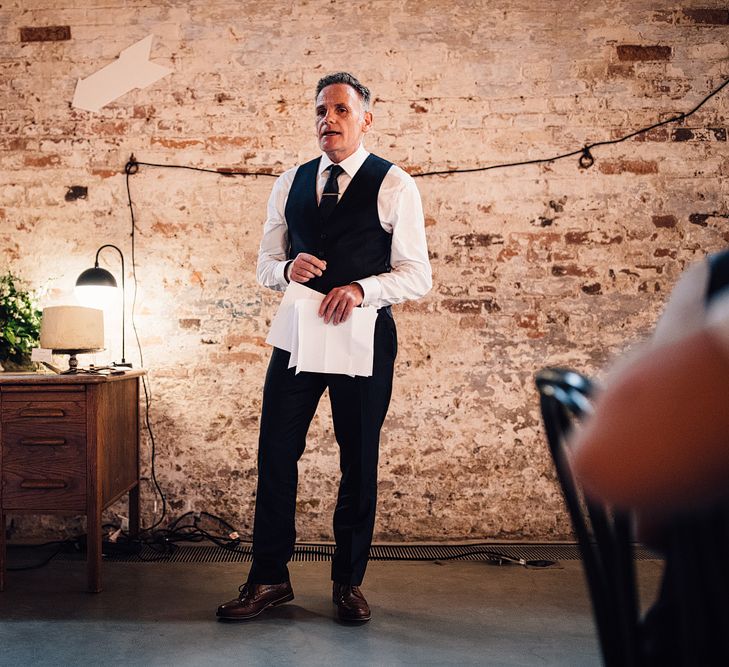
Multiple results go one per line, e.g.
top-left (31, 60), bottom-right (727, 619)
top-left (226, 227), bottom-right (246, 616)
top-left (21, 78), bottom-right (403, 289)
top-left (0, 556), bottom-right (664, 666)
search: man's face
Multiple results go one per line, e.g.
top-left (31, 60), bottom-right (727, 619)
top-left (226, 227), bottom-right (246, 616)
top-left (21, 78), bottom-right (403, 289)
top-left (315, 83), bottom-right (373, 163)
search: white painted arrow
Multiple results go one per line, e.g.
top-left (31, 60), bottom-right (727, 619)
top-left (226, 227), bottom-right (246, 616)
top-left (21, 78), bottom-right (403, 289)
top-left (72, 35), bottom-right (172, 112)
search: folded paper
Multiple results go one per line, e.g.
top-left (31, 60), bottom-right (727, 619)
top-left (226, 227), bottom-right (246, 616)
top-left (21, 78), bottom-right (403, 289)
top-left (266, 282), bottom-right (378, 377)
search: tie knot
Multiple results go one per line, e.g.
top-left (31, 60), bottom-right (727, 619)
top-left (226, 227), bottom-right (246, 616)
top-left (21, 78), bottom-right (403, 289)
top-left (328, 164), bottom-right (344, 179)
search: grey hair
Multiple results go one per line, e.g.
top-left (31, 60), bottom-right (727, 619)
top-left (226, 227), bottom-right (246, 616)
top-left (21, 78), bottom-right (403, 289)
top-left (315, 72), bottom-right (371, 110)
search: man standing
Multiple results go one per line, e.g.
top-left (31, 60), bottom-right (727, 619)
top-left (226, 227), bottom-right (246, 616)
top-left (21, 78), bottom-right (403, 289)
top-left (217, 72), bottom-right (431, 623)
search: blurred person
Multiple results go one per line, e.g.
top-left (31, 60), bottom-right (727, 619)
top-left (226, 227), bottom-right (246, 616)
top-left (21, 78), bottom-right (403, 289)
top-left (572, 253), bottom-right (729, 518)
top-left (571, 249), bottom-right (729, 665)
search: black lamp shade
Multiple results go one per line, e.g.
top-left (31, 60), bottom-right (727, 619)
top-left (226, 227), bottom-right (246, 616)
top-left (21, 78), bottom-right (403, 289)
top-left (74, 244), bottom-right (131, 368)
top-left (76, 267), bottom-right (117, 288)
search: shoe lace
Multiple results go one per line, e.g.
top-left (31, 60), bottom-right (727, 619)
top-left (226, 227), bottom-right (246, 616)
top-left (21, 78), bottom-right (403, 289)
top-left (335, 584), bottom-right (362, 601)
top-left (237, 582), bottom-right (250, 599)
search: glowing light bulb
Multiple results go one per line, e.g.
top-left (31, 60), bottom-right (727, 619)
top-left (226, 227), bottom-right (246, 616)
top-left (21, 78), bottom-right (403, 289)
top-left (75, 283), bottom-right (117, 311)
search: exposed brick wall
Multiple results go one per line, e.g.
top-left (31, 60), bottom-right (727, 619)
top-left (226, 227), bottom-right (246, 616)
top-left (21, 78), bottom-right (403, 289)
top-left (2, 1), bottom-right (728, 541)
top-left (19, 25), bottom-right (71, 42)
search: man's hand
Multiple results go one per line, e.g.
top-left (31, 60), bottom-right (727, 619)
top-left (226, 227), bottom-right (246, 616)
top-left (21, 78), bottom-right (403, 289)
top-left (289, 253), bottom-right (326, 283)
top-left (319, 284), bottom-right (364, 325)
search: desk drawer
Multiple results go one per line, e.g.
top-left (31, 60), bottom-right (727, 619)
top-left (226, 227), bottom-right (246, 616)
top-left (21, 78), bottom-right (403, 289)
top-left (2, 458), bottom-right (86, 511)
top-left (2, 422), bottom-right (86, 455)
top-left (1, 393), bottom-right (86, 425)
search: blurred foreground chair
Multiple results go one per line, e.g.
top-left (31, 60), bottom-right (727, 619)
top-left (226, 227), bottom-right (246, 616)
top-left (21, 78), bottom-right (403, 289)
top-left (536, 367), bottom-right (639, 667)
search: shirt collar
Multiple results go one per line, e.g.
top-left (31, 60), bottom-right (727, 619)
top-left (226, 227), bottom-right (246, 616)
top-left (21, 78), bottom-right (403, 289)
top-left (318, 144), bottom-right (369, 179)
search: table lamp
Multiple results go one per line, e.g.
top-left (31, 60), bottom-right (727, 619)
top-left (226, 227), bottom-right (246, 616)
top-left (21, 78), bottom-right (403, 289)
top-left (40, 306), bottom-right (104, 373)
top-left (75, 244), bottom-right (132, 368)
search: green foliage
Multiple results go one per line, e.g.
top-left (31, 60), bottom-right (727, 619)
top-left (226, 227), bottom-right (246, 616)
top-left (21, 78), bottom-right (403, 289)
top-left (0, 272), bottom-right (42, 364)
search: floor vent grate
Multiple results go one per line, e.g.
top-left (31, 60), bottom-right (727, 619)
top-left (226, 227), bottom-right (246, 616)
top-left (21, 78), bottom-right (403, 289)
top-left (48, 542), bottom-right (660, 564)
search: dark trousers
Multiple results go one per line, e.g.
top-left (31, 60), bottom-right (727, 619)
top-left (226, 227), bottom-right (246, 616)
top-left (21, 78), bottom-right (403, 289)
top-left (248, 310), bottom-right (397, 586)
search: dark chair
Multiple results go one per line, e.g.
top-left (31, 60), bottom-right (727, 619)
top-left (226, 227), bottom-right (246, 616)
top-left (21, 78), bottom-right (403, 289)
top-left (536, 367), bottom-right (639, 667)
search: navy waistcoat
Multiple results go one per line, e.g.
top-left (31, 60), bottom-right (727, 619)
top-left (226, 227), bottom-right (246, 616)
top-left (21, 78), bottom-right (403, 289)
top-left (284, 153), bottom-right (393, 295)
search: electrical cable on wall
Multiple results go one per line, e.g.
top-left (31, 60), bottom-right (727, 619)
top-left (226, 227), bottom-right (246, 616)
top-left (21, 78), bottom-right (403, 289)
top-left (415, 74), bottom-right (729, 176)
top-left (124, 163), bottom-right (167, 531)
top-left (122, 74), bottom-right (729, 180)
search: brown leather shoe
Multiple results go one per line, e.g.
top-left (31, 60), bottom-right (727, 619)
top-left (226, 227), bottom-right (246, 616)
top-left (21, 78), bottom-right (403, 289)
top-left (333, 583), bottom-right (371, 622)
top-left (216, 581), bottom-right (294, 621)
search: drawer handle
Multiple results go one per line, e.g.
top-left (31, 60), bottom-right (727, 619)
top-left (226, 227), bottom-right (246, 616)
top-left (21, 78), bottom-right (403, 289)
top-left (19, 408), bottom-right (66, 418)
top-left (19, 438), bottom-right (67, 447)
top-left (20, 479), bottom-right (68, 490)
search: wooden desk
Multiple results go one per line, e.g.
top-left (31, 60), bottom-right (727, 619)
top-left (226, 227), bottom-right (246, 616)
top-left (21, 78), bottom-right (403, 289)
top-left (0, 370), bottom-right (144, 592)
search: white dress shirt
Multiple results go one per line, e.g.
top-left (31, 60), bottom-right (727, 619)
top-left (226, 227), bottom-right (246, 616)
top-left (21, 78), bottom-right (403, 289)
top-left (256, 144), bottom-right (432, 309)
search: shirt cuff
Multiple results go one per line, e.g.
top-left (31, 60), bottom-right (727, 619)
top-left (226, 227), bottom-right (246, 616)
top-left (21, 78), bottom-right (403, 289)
top-left (276, 261), bottom-right (290, 289)
top-left (353, 276), bottom-right (381, 307)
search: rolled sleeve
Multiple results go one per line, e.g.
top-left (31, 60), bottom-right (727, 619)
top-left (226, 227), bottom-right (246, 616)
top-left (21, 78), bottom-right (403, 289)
top-left (365, 166), bottom-right (432, 309)
top-left (256, 168), bottom-right (297, 292)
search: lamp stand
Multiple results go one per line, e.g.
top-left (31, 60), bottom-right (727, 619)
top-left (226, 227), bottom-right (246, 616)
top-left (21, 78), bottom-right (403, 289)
top-left (52, 348), bottom-right (103, 374)
top-left (91, 244), bottom-right (131, 368)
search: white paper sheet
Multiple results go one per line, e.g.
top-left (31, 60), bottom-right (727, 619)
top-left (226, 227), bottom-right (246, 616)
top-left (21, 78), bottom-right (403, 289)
top-left (265, 281), bottom-right (322, 352)
top-left (293, 301), bottom-right (378, 376)
top-left (265, 281), bottom-right (378, 377)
